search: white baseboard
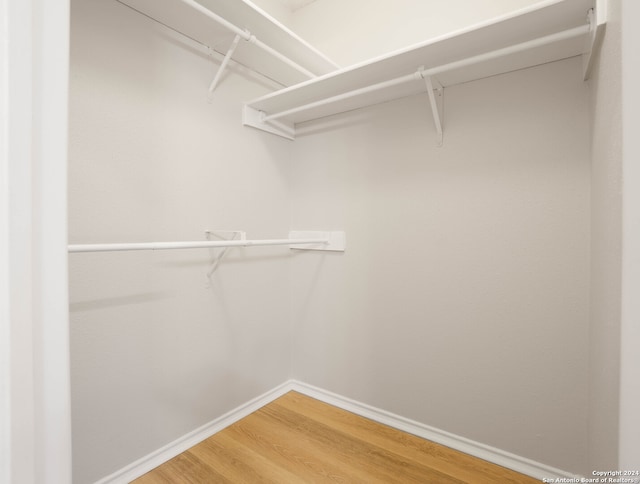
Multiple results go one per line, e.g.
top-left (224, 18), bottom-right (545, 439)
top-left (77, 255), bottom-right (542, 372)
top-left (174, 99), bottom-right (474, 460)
top-left (289, 380), bottom-right (579, 481)
top-left (96, 379), bottom-right (579, 483)
top-left (95, 381), bottom-right (294, 484)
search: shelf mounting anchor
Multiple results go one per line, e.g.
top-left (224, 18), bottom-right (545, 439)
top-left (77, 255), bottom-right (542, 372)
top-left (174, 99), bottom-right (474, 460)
top-left (208, 34), bottom-right (242, 98)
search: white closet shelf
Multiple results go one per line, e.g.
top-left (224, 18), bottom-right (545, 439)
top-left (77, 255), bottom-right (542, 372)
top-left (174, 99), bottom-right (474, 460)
top-left (243, 0), bottom-right (605, 141)
top-left (116, 0), bottom-right (339, 87)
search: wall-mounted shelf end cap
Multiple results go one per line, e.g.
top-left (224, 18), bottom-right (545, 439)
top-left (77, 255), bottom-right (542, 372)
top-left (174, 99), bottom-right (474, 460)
top-left (289, 231), bottom-right (346, 251)
top-left (583, 0), bottom-right (607, 80)
top-left (243, 105), bottom-right (296, 140)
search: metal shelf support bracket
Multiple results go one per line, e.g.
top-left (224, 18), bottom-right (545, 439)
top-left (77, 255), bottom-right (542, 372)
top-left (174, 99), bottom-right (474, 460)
top-left (205, 230), bottom-right (246, 278)
top-left (208, 34), bottom-right (242, 98)
top-left (419, 69), bottom-right (444, 147)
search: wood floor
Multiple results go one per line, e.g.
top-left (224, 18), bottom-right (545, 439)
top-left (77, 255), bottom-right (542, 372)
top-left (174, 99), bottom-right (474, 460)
top-left (133, 391), bottom-right (540, 483)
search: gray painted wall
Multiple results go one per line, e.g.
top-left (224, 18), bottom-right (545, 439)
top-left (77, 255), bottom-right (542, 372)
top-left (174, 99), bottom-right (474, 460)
top-left (588, 0), bottom-right (622, 472)
top-left (68, 0), bottom-right (610, 479)
top-left (68, 1), bottom-right (293, 481)
top-left (289, 59), bottom-right (591, 474)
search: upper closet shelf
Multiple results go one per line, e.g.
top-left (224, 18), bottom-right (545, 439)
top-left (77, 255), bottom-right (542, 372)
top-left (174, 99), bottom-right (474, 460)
top-left (117, 0), bottom-right (339, 88)
top-left (243, 0), bottom-right (606, 141)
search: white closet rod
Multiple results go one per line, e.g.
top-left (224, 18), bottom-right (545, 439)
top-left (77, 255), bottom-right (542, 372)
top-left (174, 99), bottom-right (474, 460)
top-left (178, 0), bottom-right (316, 79)
top-left (261, 24), bottom-right (590, 122)
top-left (68, 237), bottom-right (328, 253)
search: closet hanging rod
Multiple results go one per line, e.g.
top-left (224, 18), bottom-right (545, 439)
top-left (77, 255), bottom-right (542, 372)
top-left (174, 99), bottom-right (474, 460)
top-left (68, 237), bottom-right (328, 253)
top-left (177, 0), bottom-right (316, 79)
top-left (260, 23), bottom-right (590, 123)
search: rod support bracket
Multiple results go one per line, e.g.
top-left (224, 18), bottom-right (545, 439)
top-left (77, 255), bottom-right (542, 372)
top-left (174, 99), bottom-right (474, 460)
top-left (208, 34), bottom-right (242, 99)
top-left (205, 230), bottom-right (246, 278)
top-left (419, 68), bottom-right (444, 147)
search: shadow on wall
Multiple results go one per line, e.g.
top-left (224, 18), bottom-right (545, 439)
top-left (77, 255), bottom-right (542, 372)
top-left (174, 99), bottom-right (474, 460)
top-left (69, 292), bottom-right (171, 312)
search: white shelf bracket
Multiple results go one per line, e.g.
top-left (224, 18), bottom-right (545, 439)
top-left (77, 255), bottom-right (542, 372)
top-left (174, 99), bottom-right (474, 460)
top-left (242, 105), bottom-right (296, 140)
top-left (583, 0), bottom-right (607, 80)
top-left (208, 34), bottom-right (242, 99)
top-left (205, 230), bottom-right (246, 278)
top-left (420, 70), bottom-right (444, 147)
top-left (289, 231), bottom-right (346, 251)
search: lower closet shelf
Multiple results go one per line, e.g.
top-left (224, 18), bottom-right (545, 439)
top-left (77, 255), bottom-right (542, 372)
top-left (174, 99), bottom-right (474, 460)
top-left (68, 231), bottom-right (347, 253)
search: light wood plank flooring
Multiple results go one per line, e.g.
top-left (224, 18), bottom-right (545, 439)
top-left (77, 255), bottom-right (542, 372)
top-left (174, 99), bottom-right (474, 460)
top-left (133, 391), bottom-right (540, 483)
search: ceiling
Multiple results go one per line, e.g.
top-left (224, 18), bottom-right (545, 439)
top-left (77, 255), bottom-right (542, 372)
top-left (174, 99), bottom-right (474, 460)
top-left (276, 0), bottom-right (317, 12)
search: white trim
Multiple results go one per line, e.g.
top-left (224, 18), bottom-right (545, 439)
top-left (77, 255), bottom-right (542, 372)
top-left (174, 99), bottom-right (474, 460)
top-left (5, 1), bottom-right (37, 482)
top-left (0, 0), bottom-right (11, 481)
top-left (620, 0), bottom-right (640, 470)
top-left (32, 0), bottom-right (72, 480)
top-left (95, 381), bottom-right (295, 484)
top-left (2, 0), bottom-right (71, 481)
top-left (97, 379), bottom-right (579, 482)
top-left (289, 380), bottom-right (580, 481)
